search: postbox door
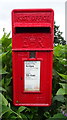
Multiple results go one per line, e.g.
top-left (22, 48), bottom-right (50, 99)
top-left (12, 51), bottom-right (53, 106)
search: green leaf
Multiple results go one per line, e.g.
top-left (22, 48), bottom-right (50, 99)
top-left (2, 69), bottom-right (8, 74)
top-left (7, 78), bottom-right (12, 86)
top-left (53, 95), bottom-right (65, 102)
top-left (0, 87), bottom-right (6, 92)
top-left (54, 45), bottom-right (65, 57)
top-left (4, 77), bottom-right (12, 87)
top-left (2, 33), bottom-right (11, 48)
top-left (7, 43), bottom-right (12, 51)
top-left (2, 109), bottom-right (13, 119)
top-left (56, 88), bottom-right (65, 95)
top-left (0, 105), bottom-right (12, 118)
top-left (26, 113), bottom-right (33, 120)
top-left (0, 52), bottom-right (9, 59)
top-left (18, 106), bottom-right (26, 113)
top-left (0, 68), bottom-right (8, 74)
top-left (44, 112), bottom-right (51, 118)
top-left (0, 93), bottom-right (8, 106)
top-left (59, 83), bottom-right (67, 94)
top-left (0, 104), bottom-right (22, 119)
top-left (30, 107), bottom-right (38, 113)
top-left (59, 83), bottom-right (67, 89)
top-left (57, 72), bottom-right (67, 80)
top-left (20, 114), bottom-right (28, 120)
top-left (53, 113), bottom-right (67, 118)
top-left (0, 79), bottom-right (4, 86)
top-left (6, 95), bottom-right (12, 101)
top-left (10, 116), bottom-right (17, 119)
top-left (54, 45), bottom-right (62, 56)
top-left (0, 104), bottom-right (2, 113)
top-left (6, 32), bottom-right (11, 38)
top-left (12, 110), bottom-right (22, 119)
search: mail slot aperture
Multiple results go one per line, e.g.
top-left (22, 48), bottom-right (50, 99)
top-left (15, 27), bottom-right (51, 33)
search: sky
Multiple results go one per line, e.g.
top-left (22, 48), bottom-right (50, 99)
top-left (0, 0), bottom-right (66, 39)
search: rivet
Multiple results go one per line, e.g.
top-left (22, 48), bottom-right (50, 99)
top-left (16, 101), bottom-right (19, 103)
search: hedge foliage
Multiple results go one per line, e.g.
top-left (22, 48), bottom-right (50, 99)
top-left (0, 28), bottom-right (67, 119)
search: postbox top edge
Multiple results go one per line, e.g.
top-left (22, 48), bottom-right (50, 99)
top-left (12, 8), bottom-right (54, 14)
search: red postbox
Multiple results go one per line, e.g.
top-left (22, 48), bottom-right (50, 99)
top-left (12, 9), bottom-right (54, 106)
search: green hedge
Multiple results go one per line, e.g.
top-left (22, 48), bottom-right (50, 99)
top-left (0, 31), bottom-right (67, 120)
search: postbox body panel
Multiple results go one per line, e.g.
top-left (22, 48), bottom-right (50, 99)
top-left (12, 9), bottom-right (54, 51)
top-left (12, 9), bottom-right (54, 106)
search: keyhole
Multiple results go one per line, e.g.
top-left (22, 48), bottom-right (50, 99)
top-left (29, 51), bottom-right (36, 58)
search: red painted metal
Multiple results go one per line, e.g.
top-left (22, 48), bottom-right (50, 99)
top-left (12, 9), bottom-right (54, 106)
